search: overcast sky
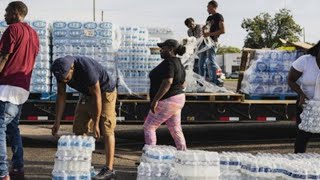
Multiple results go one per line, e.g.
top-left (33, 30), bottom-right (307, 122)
top-left (0, 0), bottom-right (318, 48)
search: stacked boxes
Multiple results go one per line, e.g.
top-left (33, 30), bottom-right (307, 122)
top-left (52, 135), bottom-right (95, 179)
top-left (29, 20), bottom-right (51, 94)
top-left (241, 50), bottom-right (303, 96)
top-left (116, 26), bottom-right (159, 93)
top-left (51, 21), bottom-right (120, 93)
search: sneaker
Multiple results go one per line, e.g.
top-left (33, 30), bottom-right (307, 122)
top-left (93, 166), bottom-right (116, 180)
top-left (9, 168), bottom-right (24, 180)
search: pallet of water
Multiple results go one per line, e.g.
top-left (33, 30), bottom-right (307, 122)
top-left (52, 135), bottom-right (96, 180)
top-left (219, 152), bottom-right (320, 180)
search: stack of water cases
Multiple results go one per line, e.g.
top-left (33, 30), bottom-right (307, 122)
top-left (170, 150), bottom-right (220, 180)
top-left (52, 135), bottom-right (95, 180)
top-left (116, 26), bottom-right (155, 93)
top-left (51, 21), bottom-right (120, 93)
top-left (220, 152), bottom-right (320, 180)
top-left (137, 145), bottom-right (176, 180)
top-left (0, 20), bottom-right (51, 94)
top-left (29, 20), bottom-right (51, 94)
top-left (241, 50), bottom-right (304, 97)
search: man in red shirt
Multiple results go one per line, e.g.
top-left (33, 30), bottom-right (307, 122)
top-left (0, 1), bottom-right (39, 179)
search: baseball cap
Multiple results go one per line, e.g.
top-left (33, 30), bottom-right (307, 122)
top-left (51, 55), bottom-right (75, 81)
top-left (157, 39), bottom-right (180, 49)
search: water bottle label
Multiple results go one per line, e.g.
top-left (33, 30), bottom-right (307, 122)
top-left (53, 22), bottom-right (67, 29)
top-left (68, 22), bottom-right (82, 29)
top-left (79, 175), bottom-right (90, 180)
top-left (32, 21), bottom-right (47, 28)
top-left (67, 176), bottom-right (76, 180)
top-left (84, 22), bottom-right (98, 29)
top-left (0, 21), bottom-right (8, 27)
top-left (53, 176), bottom-right (64, 180)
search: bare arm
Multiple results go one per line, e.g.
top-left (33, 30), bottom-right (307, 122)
top-left (288, 67), bottom-right (307, 106)
top-left (52, 82), bottom-right (67, 136)
top-left (203, 21), bottom-right (225, 37)
top-left (0, 52), bottom-right (10, 72)
top-left (88, 81), bottom-right (102, 137)
top-left (150, 78), bottom-right (173, 113)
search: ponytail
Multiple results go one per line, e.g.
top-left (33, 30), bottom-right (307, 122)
top-left (176, 45), bottom-right (186, 56)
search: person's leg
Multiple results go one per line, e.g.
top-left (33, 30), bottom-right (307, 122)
top-left (198, 43), bottom-right (207, 77)
top-left (143, 98), bottom-right (178, 146)
top-left (73, 99), bottom-right (91, 136)
top-left (6, 105), bottom-right (23, 173)
top-left (94, 90), bottom-right (117, 180)
top-left (166, 109), bottom-right (187, 150)
top-left (294, 103), bottom-right (312, 153)
top-left (206, 46), bottom-right (218, 84)
top-left (0, 102), bottom-right (21, 178)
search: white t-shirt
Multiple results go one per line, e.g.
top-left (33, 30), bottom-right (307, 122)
top-left (292, 54), bottom-right (319, 99)
top-left (0, 85), bottom-right (29, 105)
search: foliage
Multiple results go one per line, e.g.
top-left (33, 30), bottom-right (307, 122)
top-left (241, 9), bottom-right (302, 49)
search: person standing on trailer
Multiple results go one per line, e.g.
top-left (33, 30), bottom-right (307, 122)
top-left (199, 0), bottom-right (225, 85)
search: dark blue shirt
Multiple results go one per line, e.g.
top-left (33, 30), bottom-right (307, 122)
top-left (67, 56), bottom-right (115, 95)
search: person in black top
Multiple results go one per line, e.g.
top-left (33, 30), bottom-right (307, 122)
top-left (198, 0), bottom-right (225, 84)
top-left (144, 39), bottom-right (188, 150)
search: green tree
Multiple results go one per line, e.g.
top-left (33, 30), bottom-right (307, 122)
top-left (217, 45), bottom-right (241, 55)
top-left (241, 9), bottom-right (302, 49)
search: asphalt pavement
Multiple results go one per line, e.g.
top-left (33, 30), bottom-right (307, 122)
top-left (8, 122), bottom-right (320, 179)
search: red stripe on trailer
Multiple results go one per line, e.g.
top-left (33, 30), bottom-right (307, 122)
top-left (27, 116), bottom-right (38, 121)
top-left (219, 117), bottom-right (240, 121)
top-left (64, 116), bottom-right (74, 121)
top-left (26, 116), bottom-right (48, 120)
top-left (257, 117), bottom-right (276, 121)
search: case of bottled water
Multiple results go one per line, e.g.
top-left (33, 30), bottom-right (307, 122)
top-left (52, 135), bottom-right (96, 180)
top-left (147, 27), bottom-right (175, 41)
top-left (241, 50), bottom-right (303, 96)
top-left (116, 26), bottom-right (158, 93)
top-left (137, 145), bottom-right (177, 180)
top-left (299, 100), bottom-right (320, 133)
top-left (173, 150), bottom-right (220, 180)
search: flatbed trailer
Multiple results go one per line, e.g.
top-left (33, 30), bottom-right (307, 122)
top-left (19, 92), bottom-right (297, 124)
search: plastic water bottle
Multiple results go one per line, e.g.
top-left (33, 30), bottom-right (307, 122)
top-left (52, 170), bottom-right (66, 180)
top-left (58, 136), bottom-right (68, 150)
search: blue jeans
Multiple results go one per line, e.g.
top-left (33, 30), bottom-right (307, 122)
top-left (0, 101), bottom-right (23, 177)
top-left (198, 45), bottom-right (217, 84)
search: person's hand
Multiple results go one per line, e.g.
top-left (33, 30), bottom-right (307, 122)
top-left (94, 124), bottom-right (101, 139)
top-left (299, 93), bottom-right (309, 107)
top-left (151, 100), bottom-right (158, 114)
top-left (52, 121), bottom-right (60, 137)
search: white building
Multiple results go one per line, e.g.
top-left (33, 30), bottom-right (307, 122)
top-left (216, 53), bottom-right (241, 74)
